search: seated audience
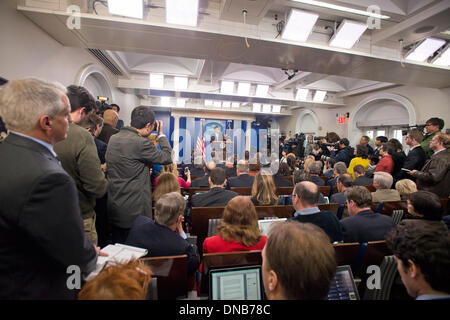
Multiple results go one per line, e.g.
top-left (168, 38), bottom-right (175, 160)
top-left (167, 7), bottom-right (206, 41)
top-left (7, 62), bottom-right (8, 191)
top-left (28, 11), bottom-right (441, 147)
top-left (326, 161), bottom-right (347, 189)
top-left (271, 161), bottom-right (293, 187)
top-left (341, 186), bottom-right (395, 243)
top-left (224, 156), bottom-right (237, 177)
top-left (293, 171), bottom-right (327, 204)
top-left (308, 161), bottom-right (325, 186)
top-left (406, 191), bottom-right (443, 221)
top-left (401, 129), bottom-right (426, 180)
top-left (329, 138), bottom-right (354, 167)
top-left (203, 196), bottom-right (267, 253)
top-left (371, 171), bottom-right (401, 202)
top-left (291, 181), bottom-right (343, 243)
top-left (286, 153), bottom-right (297, 174)
top-left (386, 220), bottom-right (450, 300)
top-left (262, 221), bottom-right (336, 300)
top-left (227, 160), bottom-right (255, 188)
top-left (322, 158), bottom-right (337, 180)
top-left (97, 109), bottom-right (119, 144)
top-left (191, 160), bottom-right (216, 187)
top-left (189, 155), bottom-right (206, 176)
top-left (330, 173), bottom-right (353, 205)
top-left (395, 179), bottom-right (417, 200)
top-left (155, 162), bottom-right (191, 189)
top-left (251, 171), bottom-right (281, 206)
top-left (352, 165), bottom-right (373, 186)
top-left (410, 133), bottom-right (450, 198)
top-left (347, 144), bottom-right (369, 179)
top-left (126, 192), bottom-right (199, 275)
top-left (375, 142), bottom-right (395, 174)
top-left (366, 155), bottom-right (380, 178)
top-left (78, 260), bottom-right (152, 300)
top-left (302, 156), bottom-right (315, 174)
top-left (152, 172), bottom-right (181, 202)
top-left (191, 167), bottom-right (238, 207)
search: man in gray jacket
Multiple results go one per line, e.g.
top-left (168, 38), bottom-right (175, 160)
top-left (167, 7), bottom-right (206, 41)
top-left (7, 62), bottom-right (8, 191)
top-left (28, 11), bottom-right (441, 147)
top-left (106, 106), bottom-right (173, 243)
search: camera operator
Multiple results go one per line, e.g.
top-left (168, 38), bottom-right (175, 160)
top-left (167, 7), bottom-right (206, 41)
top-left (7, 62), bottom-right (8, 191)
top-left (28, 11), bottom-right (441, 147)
top-left (328, 138), bottom-right (354, 167)
top-left (304, 134), bottom-right (314, 156)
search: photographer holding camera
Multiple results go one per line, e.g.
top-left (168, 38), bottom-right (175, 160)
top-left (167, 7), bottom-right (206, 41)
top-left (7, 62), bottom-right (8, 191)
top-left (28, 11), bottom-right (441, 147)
top-left (328, 138), bottom-right (354, 167)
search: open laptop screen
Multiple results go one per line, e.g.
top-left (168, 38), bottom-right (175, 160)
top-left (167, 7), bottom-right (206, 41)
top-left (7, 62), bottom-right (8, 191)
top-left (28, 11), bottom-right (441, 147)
top-left (209, 266), bottom-right (263, 300)
top-left (258, 218), bottom-right (287, 236)
top-left (327, 265), bottom-right (360, 300)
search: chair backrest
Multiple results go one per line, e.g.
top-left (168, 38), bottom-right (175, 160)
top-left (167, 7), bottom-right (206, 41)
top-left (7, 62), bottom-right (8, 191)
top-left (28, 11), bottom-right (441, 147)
top-left (191, 175), bottom-right (201, 181)
top-left (207, 218), bottom-right (222, 237)
top-left (319, 186), bottom-right (331, 197)
top-left (333, 242), bottom-right (361, 270)
top-left (318, 203), bottom-right (340, 216)
top-left (140, 255), bottom-right (188, 300)
top-left (363, 255), bottom-right (397, 300)
top-left (358, 241), bottom-right (392, 278)
top-left (320, 176), bottom-right (328, 184)
top-left (337, 204), bottom-right (350, 220)
top-left (373, 200), bottom-right (407, 224)
top-left (201, 250), bottom-right (262, 295)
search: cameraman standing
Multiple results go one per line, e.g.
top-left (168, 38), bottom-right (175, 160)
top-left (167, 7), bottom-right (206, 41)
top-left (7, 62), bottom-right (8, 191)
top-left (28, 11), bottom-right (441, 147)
top-left (328, 138), bottom-right (354, 167)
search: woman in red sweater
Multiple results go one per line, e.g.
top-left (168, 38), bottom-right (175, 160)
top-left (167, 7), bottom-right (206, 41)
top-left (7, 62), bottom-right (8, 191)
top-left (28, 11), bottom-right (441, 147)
top-left (375, 142), bottom-right (395, 175)
top-left (203, 196), bottom-right (267, 253)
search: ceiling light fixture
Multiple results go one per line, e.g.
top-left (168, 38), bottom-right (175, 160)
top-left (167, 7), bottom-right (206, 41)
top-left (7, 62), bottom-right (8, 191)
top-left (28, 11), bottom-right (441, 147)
top-left (174, 76), bottom-right (188, 90)
top-left (281, 9), bottom-right (319, 42)
top-left (253, 103), bottom-right (262, 113)
top-left (150, 73), bottom-right (164, 88)
top-left (220, 81), bottom-right (235, 94)
top-left (176, 98), bottom-right (186, 108)
top-left (263, 104), bottom-right (271, 113)
top-left (313, 90), bottom-right (327, 102)
top-left (290, 0), bottom-right (390, 19)
top-left (405, 38), bottom-right (446, 62)
top-left (205, 100), bottom-right (213, 106)
top-left (237, 82), bottom-right (251, 96)
top-left (108, 0), bottom-right (143, 19)
top-left (255, 84), bottom-right (269, 97)
top-left (222, 101), bottom-right (231, 108)
top-left (166, 0), bottom-right (199, 27)
top-left (295, 88), bottom-right (309, 100)
top-left (272, 105), bottom-right (281, 113)
top-left (432, 43), bottom-right (450, 66)
top-left (213, 101), bottom-right (222, 108)
top-left (160, 96), bottom-right (171, 106)
top-left (329, 19), bottom-right (367, 49)
top-left (232, 102), bottom-right (240, 108)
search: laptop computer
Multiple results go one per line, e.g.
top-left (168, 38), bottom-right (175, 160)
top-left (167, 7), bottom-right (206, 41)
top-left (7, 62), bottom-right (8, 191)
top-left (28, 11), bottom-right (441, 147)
top-left (327, 265), bottom-right (360, 300)
top-left (209, 265), bottom-right (264, 300)
top-left (258, 218), bottom-right (287, 236)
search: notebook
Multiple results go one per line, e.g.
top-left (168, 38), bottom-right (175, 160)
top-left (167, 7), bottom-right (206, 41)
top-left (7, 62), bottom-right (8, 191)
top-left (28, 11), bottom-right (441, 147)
top-left (209, 265), bottom-right (263, 300)
top-left (258, 218), bottom-right (287, 236)
top-left (327, 265), bottom-right (360, 300)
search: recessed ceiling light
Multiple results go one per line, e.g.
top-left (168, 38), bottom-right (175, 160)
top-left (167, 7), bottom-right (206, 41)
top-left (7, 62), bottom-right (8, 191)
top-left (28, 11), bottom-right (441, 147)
top-left (160, 96), bottom-right (171, 106)
top-left (295, 88), bottom-right (309, 100)
top-left (329, 19), bottom-right (367, 49)
top-left (150, 73), bottom-right (164, 88)
top-left (432, 43), bottom-right (450, 66)
top-left (166, 0), bottom-right (199, 27)
top-left (272, 105), bottom-right (281, 113)
top-left (108, 0), bottom-right (143, 19)
top-left (255, 84), bottom-right (269, 97)
top-left (176, 98), bottom-right (186, 108)
top-left (405, 38), bottom-right (446, 62)
top-left (237, 82), bottom-right (251, 96)
top-left (253, 103), bottom-right (262, 113)
top-left (220, 81), bottom-right (234, 94)
top-left (263, 104), bottom-right (271, 113)
top-left (313, 90), bottom-right (327, 102)
top-left (174, 76), bottom-right (188, 90)
top-left (281, 9), bottom-right (319, 42)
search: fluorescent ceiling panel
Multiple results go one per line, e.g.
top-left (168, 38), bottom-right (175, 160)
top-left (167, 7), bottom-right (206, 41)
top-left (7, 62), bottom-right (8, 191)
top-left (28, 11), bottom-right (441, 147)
top-left (222, 101), bottom-right (231, 108)
top-left (205, 100), bottom-right (213, 106)
top-left (232, 102), bottom-right (240, 108)
top-left (295, 88), bottom-right (309, 100)
top-left (313, 90), bottom-right (327, 102)
top-left (166, 0), bottom-right (199, 27)
top-left (432, 44), bottom-right (450, 66)
top-left (160, 97), bottom-right (171, 106)
top-left (108, 0), bottom-right (143, 19)
top-left (272, 105), bottom-right (281, 113)
top-left (237, 82), bottom-right (251, 96)
top-left (176, 98), bottom-right (186, 108)
top-left (405, 38), bottom-right (446, 62)
top-left (263, 104), bottom-right (271, 113)
top-left (150, 73), bottom-right (164, 88)
top-left (174, 76), bottom-right (188, 90)
top-left (213, 101), bottom-right (222, 108)
top-left (255, 84), bottom-right (269, 97)
top-left (329, 19), bottom-right (367, 49)
top-left (220, 81), bottom-right (234, 94)
top-left (281, 9), bottom-right (319, 42)
top-left (253, 103), bottom-right (262, 113)
top-left (290, 0), bottom-right (390, 19)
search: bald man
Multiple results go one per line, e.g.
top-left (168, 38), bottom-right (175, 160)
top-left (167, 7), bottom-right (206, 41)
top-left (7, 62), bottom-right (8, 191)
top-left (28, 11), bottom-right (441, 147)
top-left (97, 109), bottom-right (119, 144)
top-left (291, 181), bottom-right (343, 243)
top-left (191, 160), bottom-right (217, 187)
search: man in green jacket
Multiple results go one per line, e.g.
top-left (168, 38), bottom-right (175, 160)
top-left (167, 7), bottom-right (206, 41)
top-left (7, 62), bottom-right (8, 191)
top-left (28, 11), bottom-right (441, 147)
top-left (421, 117), bottom-right (444, 158)
top-left (54, 85), bottom-right (108, 245)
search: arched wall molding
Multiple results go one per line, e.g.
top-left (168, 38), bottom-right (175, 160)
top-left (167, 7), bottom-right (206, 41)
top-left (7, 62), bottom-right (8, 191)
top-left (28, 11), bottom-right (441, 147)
top-left (74, 64), bottom-right (115, 101)
top-left (348, 93), bottom-right (416, 145)
top-left (295, 109), bottom-right (319, 134)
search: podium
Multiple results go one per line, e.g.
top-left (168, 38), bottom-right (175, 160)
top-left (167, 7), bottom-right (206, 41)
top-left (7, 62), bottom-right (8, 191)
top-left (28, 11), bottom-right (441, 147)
top-left (211, 140), bottom-right (233, 160)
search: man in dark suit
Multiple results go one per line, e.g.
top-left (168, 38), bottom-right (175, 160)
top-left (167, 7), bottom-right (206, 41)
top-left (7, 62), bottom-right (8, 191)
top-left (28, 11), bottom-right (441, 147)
top-left (227, 160), bottom-right (255, 188)
top-left (340, 186), bottom-right (395, 243)
top-left (191, 160), bottom-right (216, 187)
top-left (330, 173), bottom-right (353, 205)
top-left (352, 165), bottom-right (373, 186)
top-left (0, 78), bottom-right (99, 299)
top-left (327, 162), bottom-right (347, 190)
top-left (126, 192), bottom-right (199, 275)
top-left (308, 160), bottom-right (325, 186)
top-left (192, 167), bottom-right (238, 207)
top-left (402, 129), bottom-right (426, 180)
top-left (97, 109), bottom-right (119, 144)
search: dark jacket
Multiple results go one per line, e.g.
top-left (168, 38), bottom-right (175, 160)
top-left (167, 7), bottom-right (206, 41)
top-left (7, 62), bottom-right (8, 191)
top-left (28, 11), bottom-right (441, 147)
top-left (291, 210), bottom-right (343, 243)
top-left (392, 151), bottom-right (406, 181)
top-left (401, 146), bottom-right (426, 180)
top-left (353, 175), bottom-right (373, 186)
top-left (226, 174), bottom-right (255, 188)
top-left (340, 209), bottom-right (396, 243)
top-left (191, 174), bottom-right (210, 187)
top-left (331, 146), bottom-right (354, 167)
top-left (116, 119), bottom-right (124, 130)
top-left (125, 216), bottom-right (199, 275)
top-left (0, 133), bottom-right (97, 299)
top-left (94, 137), bottom-right (107, 164)
top-left (97, 123), bottom-right (119, 144)
top-left (191, 187), bottom-right (238, 207)
top-left (106, 128), bottom-right (173, 228)
top-left (311, 175), bottom-right (325, 186)
top-left (413, 149), bottom-right (450, 198)
top-left (272, 174), bottom-right (293, 187)
top-left (330, 191), bottom-right (346, 205)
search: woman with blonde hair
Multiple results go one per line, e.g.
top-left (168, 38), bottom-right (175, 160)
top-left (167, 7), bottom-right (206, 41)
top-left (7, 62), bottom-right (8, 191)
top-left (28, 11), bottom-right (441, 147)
top-left (152, 172), bottom-right (181, 202)
top-left (395, 179), bottom-right (418, 200)
top-left (303, 157), bottom-right (315, 174)
top-left (203, 196), bottom-right (267, 253)
top-left (155, 162), bottom-right (191, 188)
top-left (250, 172), bottom-right (280, 206)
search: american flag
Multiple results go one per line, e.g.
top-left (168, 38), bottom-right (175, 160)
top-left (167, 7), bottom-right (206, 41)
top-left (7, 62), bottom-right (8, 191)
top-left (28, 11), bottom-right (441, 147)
top-left (196, 136), bottom-right (205, 157)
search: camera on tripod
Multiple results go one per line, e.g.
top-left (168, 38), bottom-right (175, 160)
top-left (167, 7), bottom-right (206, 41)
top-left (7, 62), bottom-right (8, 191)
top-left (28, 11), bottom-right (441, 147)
top-left (401, 124), bottom-right (426, 136)
top-left (281, 133), bottom-right (306, 158)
